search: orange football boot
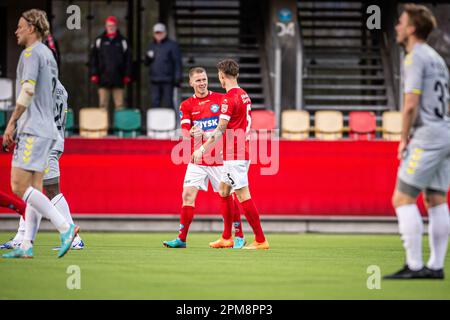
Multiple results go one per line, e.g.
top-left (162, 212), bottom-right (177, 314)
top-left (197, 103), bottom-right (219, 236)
top-left (242, 240), bottom-right (270, 250)
top-left (209, 237), bottom-right (234, 248)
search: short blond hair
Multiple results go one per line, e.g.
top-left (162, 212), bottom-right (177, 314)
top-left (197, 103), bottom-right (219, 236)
top-left (22, 9), bottom-right (50, 38)
top-left (189, 67), bottom-right (206, 78)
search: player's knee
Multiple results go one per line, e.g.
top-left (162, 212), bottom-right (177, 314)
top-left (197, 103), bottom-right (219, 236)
top-left (424, 191), bottom-right (447, 209)
top-left (233, 187), bottom-right (251, 203)
top-left (182, 190), bottom-right (196, 206)
top-left (44, 183), bottom-right (60, 200)
top-left (10, 182), bottom-right (27, 199)
top-left (392, 191), bottom-right (413, 208)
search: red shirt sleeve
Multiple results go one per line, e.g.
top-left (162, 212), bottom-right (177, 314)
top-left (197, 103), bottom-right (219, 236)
top-left (179, 100), bottom-right (192, 137)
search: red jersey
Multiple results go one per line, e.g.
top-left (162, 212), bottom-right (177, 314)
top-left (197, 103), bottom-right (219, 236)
top-left (180, 91), bottom-right (224, 166)
top-left (219, 87), bottom-right (251, 161)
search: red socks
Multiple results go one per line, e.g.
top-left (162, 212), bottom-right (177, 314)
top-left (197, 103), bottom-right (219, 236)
top-left (240, 199), bottom-right (265, 243)
top-left (221, 196), bottom-right (233, 240)
top-left (178, 205), bottom-right (194, 242)
top-left (0, 190), bottom-right (26, 217)
top-left (233, 197), bottom-right (244, 238)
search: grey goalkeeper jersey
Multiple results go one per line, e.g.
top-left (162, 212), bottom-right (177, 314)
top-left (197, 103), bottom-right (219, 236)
top-left (53, 80), bottom-right (68, 152)
top-left (16, 41), bottom-right (59, 140)
top-left (403, 43), bottom-right (450, 138)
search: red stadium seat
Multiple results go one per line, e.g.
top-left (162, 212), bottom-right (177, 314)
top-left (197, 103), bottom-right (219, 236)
top-left (349, 111), bottom-right (377, 140)
top-left (251, 110), bottom-right (276, 139)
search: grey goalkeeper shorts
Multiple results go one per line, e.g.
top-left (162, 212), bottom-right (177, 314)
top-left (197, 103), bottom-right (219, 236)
top-left (397, 137), bottom-right (450, 197)
top-left (12, 133), bottom-right (55, 173)
top-left (43, 149), bottom-right (63, 185)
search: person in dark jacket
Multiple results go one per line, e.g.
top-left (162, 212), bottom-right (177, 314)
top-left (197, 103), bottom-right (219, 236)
top-left (44, 32), bottom-right (60, 69)
top-left (90, 16), bottom-right (132, 110)
top-left (144, 23), bottom-right (182, 111)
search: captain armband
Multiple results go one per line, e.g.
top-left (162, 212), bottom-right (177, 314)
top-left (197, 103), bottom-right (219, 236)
top-left (17, 82), bottom-right (35, 107)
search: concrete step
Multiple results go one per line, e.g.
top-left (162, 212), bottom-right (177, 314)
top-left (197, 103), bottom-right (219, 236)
top-left (305, 74), bottom-right (384, 80)
top-left (178, 33), bottom-right (257, 39)
top-left (304, 84), bottom-right (386, 90)
top-left (305, 105), bottom-right (391, 111)
top-left (306, 65), bottom-right (383, 70)
top-left (305, 95), bottom-right (387, 101)
top-left (183, 51), bottom-right (260, 58)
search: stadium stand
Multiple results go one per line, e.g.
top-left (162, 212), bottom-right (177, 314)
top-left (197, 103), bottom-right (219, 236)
top-left (314, 110), bottom-right (344, 140)
top-left (114, 108), bottom-right (142, 137)
top-left (0, 78), bottom-right (14, 111)
top-left (349, 111), bottom-right (377, 140)
top-left (79, 108), bottom-right (109, 138)
top-left (281, 110), bottom-right (310, 140)
top-left (175, 0), bottom-right (266, 109)
top-left (298, 1), bottom-right (391, 114)
top-left (382, 111), bottom-right (402, 141)
top-left (146, 108), bottom-right (177, 139)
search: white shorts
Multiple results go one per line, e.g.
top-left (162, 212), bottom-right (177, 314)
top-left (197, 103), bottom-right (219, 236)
top-left (221, 160), bottom-right (251, 190)
top-left (183, 163), bottom-right (222, 192)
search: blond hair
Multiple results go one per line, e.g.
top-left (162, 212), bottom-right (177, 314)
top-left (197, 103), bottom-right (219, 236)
top-left (22, 9), bottom-right (50, 38)
top-left (188, 67), bottom-right (206, 78)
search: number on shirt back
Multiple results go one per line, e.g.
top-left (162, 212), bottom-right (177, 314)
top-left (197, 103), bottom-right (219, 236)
top-left (246, 104), bottom-right (251, 138)
top-left (434, 80), bottom-right (449, 119)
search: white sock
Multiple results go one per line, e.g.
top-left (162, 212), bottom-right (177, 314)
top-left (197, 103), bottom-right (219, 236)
top-left (396, 204), bottom-right (424, 271)
top-left (51, 193), bottom-right (74, 224)
top-left (23, 187), bottom-right (69, 234)
top-left (23, 205), bottom-right (42, 242)
top-left (13, 216), bottom-right (26, 242)
top-left (427, 203), bottom-right (450, 270)
top-left (20, 205), bottom-right (42, 250)
top-left (20, 240), bottom-right (32, 251)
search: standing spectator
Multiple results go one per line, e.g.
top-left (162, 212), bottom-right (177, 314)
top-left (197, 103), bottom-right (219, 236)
top-left (90, 16), bottom-right (132, 111)
top-left (145, 23), bottom-right (182, 111)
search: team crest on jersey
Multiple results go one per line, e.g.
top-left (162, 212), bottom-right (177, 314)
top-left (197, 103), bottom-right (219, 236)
top-left (179, 110), bottom-right (183, 118)
top-left (210, 104), bottom-right (219, 113)
top-left (221, 104), bottom-right (228, 113)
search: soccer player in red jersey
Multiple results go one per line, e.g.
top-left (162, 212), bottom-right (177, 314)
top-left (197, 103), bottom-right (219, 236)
top-left (0, 190), bottom-right (25, 217)
top-left (192, 59), bottom-right (269, 250)
top-left (0, 191), bottom-right (26, 249)
top-left (163, 67), bottom-right (245, 248)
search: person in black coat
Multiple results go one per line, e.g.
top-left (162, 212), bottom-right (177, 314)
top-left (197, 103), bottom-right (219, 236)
top-left (144, 23), bottom-right (182, 111)
top-left (90, 16), bottom-right (132, 110)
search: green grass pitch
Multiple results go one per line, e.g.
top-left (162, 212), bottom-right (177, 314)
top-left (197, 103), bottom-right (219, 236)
top-left (0, 232), bottom-right (449, 299)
